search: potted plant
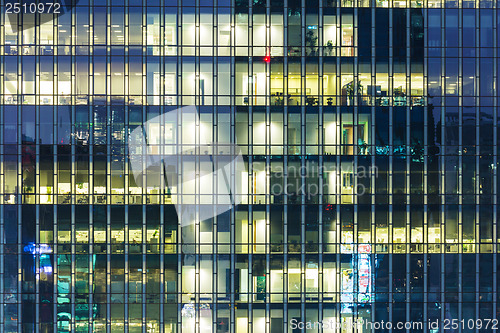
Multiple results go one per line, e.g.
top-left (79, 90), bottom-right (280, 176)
top-left (345, 82), bottom-right (354, 105)
top-left (325, 40), bottom-right (334, 56)
top-left (345, 81), bottom-right (363, 105)
top-left (358, 138), bottom-right (368, 155)
top-left (274, 92), bottom-right (284, 105)
top-left (306, 96), bottom-right (318, 106)
top-left (305, 31), bottom-right (318, 56)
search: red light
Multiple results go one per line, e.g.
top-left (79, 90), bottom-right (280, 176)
top-left (264, 56), bottom-right (270, 63)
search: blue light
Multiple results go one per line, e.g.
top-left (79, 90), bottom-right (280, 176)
top-left (23, 243), bottom-right (53, 275)
top-left (23, 243), bottom-right (52, 255)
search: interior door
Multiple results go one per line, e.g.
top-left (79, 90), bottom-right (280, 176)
top-left (341, 172), bottom-right (353, 204)
top-left (342, 124), bottom-right (354, 155)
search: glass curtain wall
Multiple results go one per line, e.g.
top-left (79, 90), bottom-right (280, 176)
top-left (0, 0), bottom-right (497, 332)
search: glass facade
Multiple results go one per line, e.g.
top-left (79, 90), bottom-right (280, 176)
top-left (0, 0), bottom-right (498, 332)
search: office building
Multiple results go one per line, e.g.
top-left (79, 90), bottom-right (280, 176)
top-left (0, 0), bottom-right (497, 332)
